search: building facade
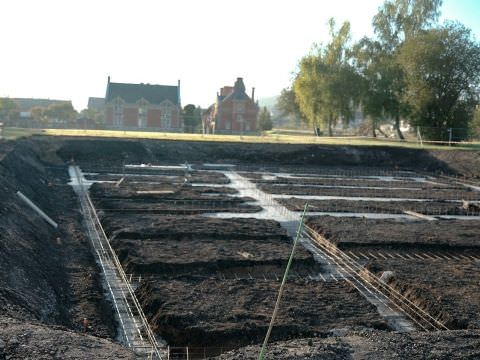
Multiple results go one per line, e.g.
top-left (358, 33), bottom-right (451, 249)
top-left (104, 77), bottom-right (182, 131)
top-left (203, 78), bottom-right (258, 134)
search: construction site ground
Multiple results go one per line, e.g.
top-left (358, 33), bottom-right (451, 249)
top-left (1, 136), bottom-right (480, 359)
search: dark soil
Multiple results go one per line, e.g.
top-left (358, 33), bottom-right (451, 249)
top-left (307, 216), bottom-right (480, 248)
top-left (0, 140), bottom-right (116, 338)
top-left (100, 215), bottom-right (316, 276)
top-left (0, 317), bottom-right (138, 360)
top-left (85, 171), bottom-right (230, 185)
top-left (216, 329), bottom-right (480, 359)
top-left (260, 183), bottom-right (480, 201)
top-left (54, 137), bottom-right (480, 178)
top-left (136, 278), bottom-right (389, 353)
top-left (307, 215), bottom-right (480, 330)
top-left (280, 198), bottom-right (479, 216)
top-left (365, 257), bottom-right (480, 330)
top-left (253, 176), bottom-right (462, 189)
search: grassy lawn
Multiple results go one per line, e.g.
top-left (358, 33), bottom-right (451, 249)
top-left (1, 127), bottom-right (42, 140)
top-left (2, 127), bottom-right (480, 150)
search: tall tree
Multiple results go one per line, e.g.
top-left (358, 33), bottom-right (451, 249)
top-left (45, 102), bottom-right (77, 123)
top-left (397, 22), bottom-right (480, 141)
top-left (0, 98), bottom-right (19, 124)
top-left (354, 0), bottom-right (443, 139)
top-left (471, 107), bottom-right (480, 139)
top-left (257, 106), bottom-right (273, 131)
top-left (276, 88), bottom-right (306, 127)
top-left (183, 104), bottom-right (201, 133)
top-left (294, 19), bottom-right (362, 136)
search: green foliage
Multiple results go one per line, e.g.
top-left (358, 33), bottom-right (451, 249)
top-left (257, 106), bottom-right (273, 131)
top-left (472, 107), bottom-right (480, 139)
top-left (397, 22), bottom-right (480, 141)
top-left (373, 0), bottom-right (443, 49)
top-left (293, 19), bottom-right (362, 136)
top-left (80, 108), bottom-right (105, 125)
top-left (0, 98), bottom-right (19, 123)
top-left (45, 102), bottom-right (77, 122)
top-left (183, 104), bottom-right (201, 133)
top-left (353, 0), bottom-right (443, 139)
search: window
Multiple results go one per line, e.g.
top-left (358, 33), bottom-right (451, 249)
top-left (138, 106), bottom-right (147, 128)
top-left (113, 98), bottom-right (123, 127)
top-left (160, 105), bottom-right (172, 128)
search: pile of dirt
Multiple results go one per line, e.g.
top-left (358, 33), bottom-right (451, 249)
top-left (91, 182), bottom-right (260, 215)
top-left (100, 215), bottom-right (314, 275)
top-left (136, 278), bottom-right (389, 352)
top-left (52, 137), bottom-right (480, 178)
top-left (216, 329), bottom-right (480, 359)
top-left (0, 317), bottom-right (138, 360)
top-left (253, 176), bottom-right (461, 189)
top-left (259, 183), bottom-right (480, 201)
top-left (366, 258), bottom-right (480, 329)
top-left (0, 140), bottom-right (118, 340)
top-left (307, 216), bottom-right (480, 248)
top-left (281, 198), bottom-right (479, 216)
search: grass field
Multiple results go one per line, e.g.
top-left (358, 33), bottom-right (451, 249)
top-left (2, 127), bottom-right (480, 150)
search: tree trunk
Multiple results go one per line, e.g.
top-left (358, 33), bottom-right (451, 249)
top-left (395, 114), bottom-right (405, 140)
top-left (372, 125), bottom-right (376, 138)
top-left (328, 115), bottom-right (333, 137)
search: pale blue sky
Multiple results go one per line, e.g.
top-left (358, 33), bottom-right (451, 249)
top-left (1, 0), bottom-right (478, 110)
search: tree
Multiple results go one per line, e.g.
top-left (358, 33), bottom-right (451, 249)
top-left (397, 22), bottom-right (480, 141)
top-left (294, 19), bottom-right (362, 136)
top-left (183, 104), bottom-right (201, 133)
top-left (30, 107), bottom-right (46, 123)
top-left (353, 0), bottom-right (443, 139)
top-left (276, 88), bottom-right (306, 127)
top-left (45, 102), bottom-right (77, 123)
top-left (80, 108), bottom-right (105, 126)
top-left (257, 106), bottom-right (273, 131)
top-left (471, 107), bottom-right (480, 139)
top-left (0, 98), bottom-right (19, 124)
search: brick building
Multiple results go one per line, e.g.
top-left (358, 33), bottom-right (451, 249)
top-left (104, 77), bottom-right (182, 131)
top-left (203, 78), bottom-right (258, 134)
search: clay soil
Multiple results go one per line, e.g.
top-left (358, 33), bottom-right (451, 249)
top-left (280, 198), bottom-right (480, 216)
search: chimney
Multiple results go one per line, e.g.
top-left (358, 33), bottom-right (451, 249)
top-left (251, 87), bottom-right (255, 102)
top-left (107, 75), bottom-right (110, 84)
top-left (177, 79), bottom-right (181, 107)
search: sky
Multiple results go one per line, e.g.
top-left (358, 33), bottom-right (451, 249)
top-left (1, 0), bottom-right (479, 111)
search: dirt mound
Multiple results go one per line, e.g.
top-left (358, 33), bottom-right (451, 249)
top-left (0, 317), bottom-right (138, 360)
top-left (307, 216), bottom-right (480, 248)
top-left (0, 139), bottom-right (115, 337)
top-left (136, 278), bottom-right (388, 351)
top-left (216, 329), bottom-right (480, 359)
top-left (54, 137), bottom-right (480, 176)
